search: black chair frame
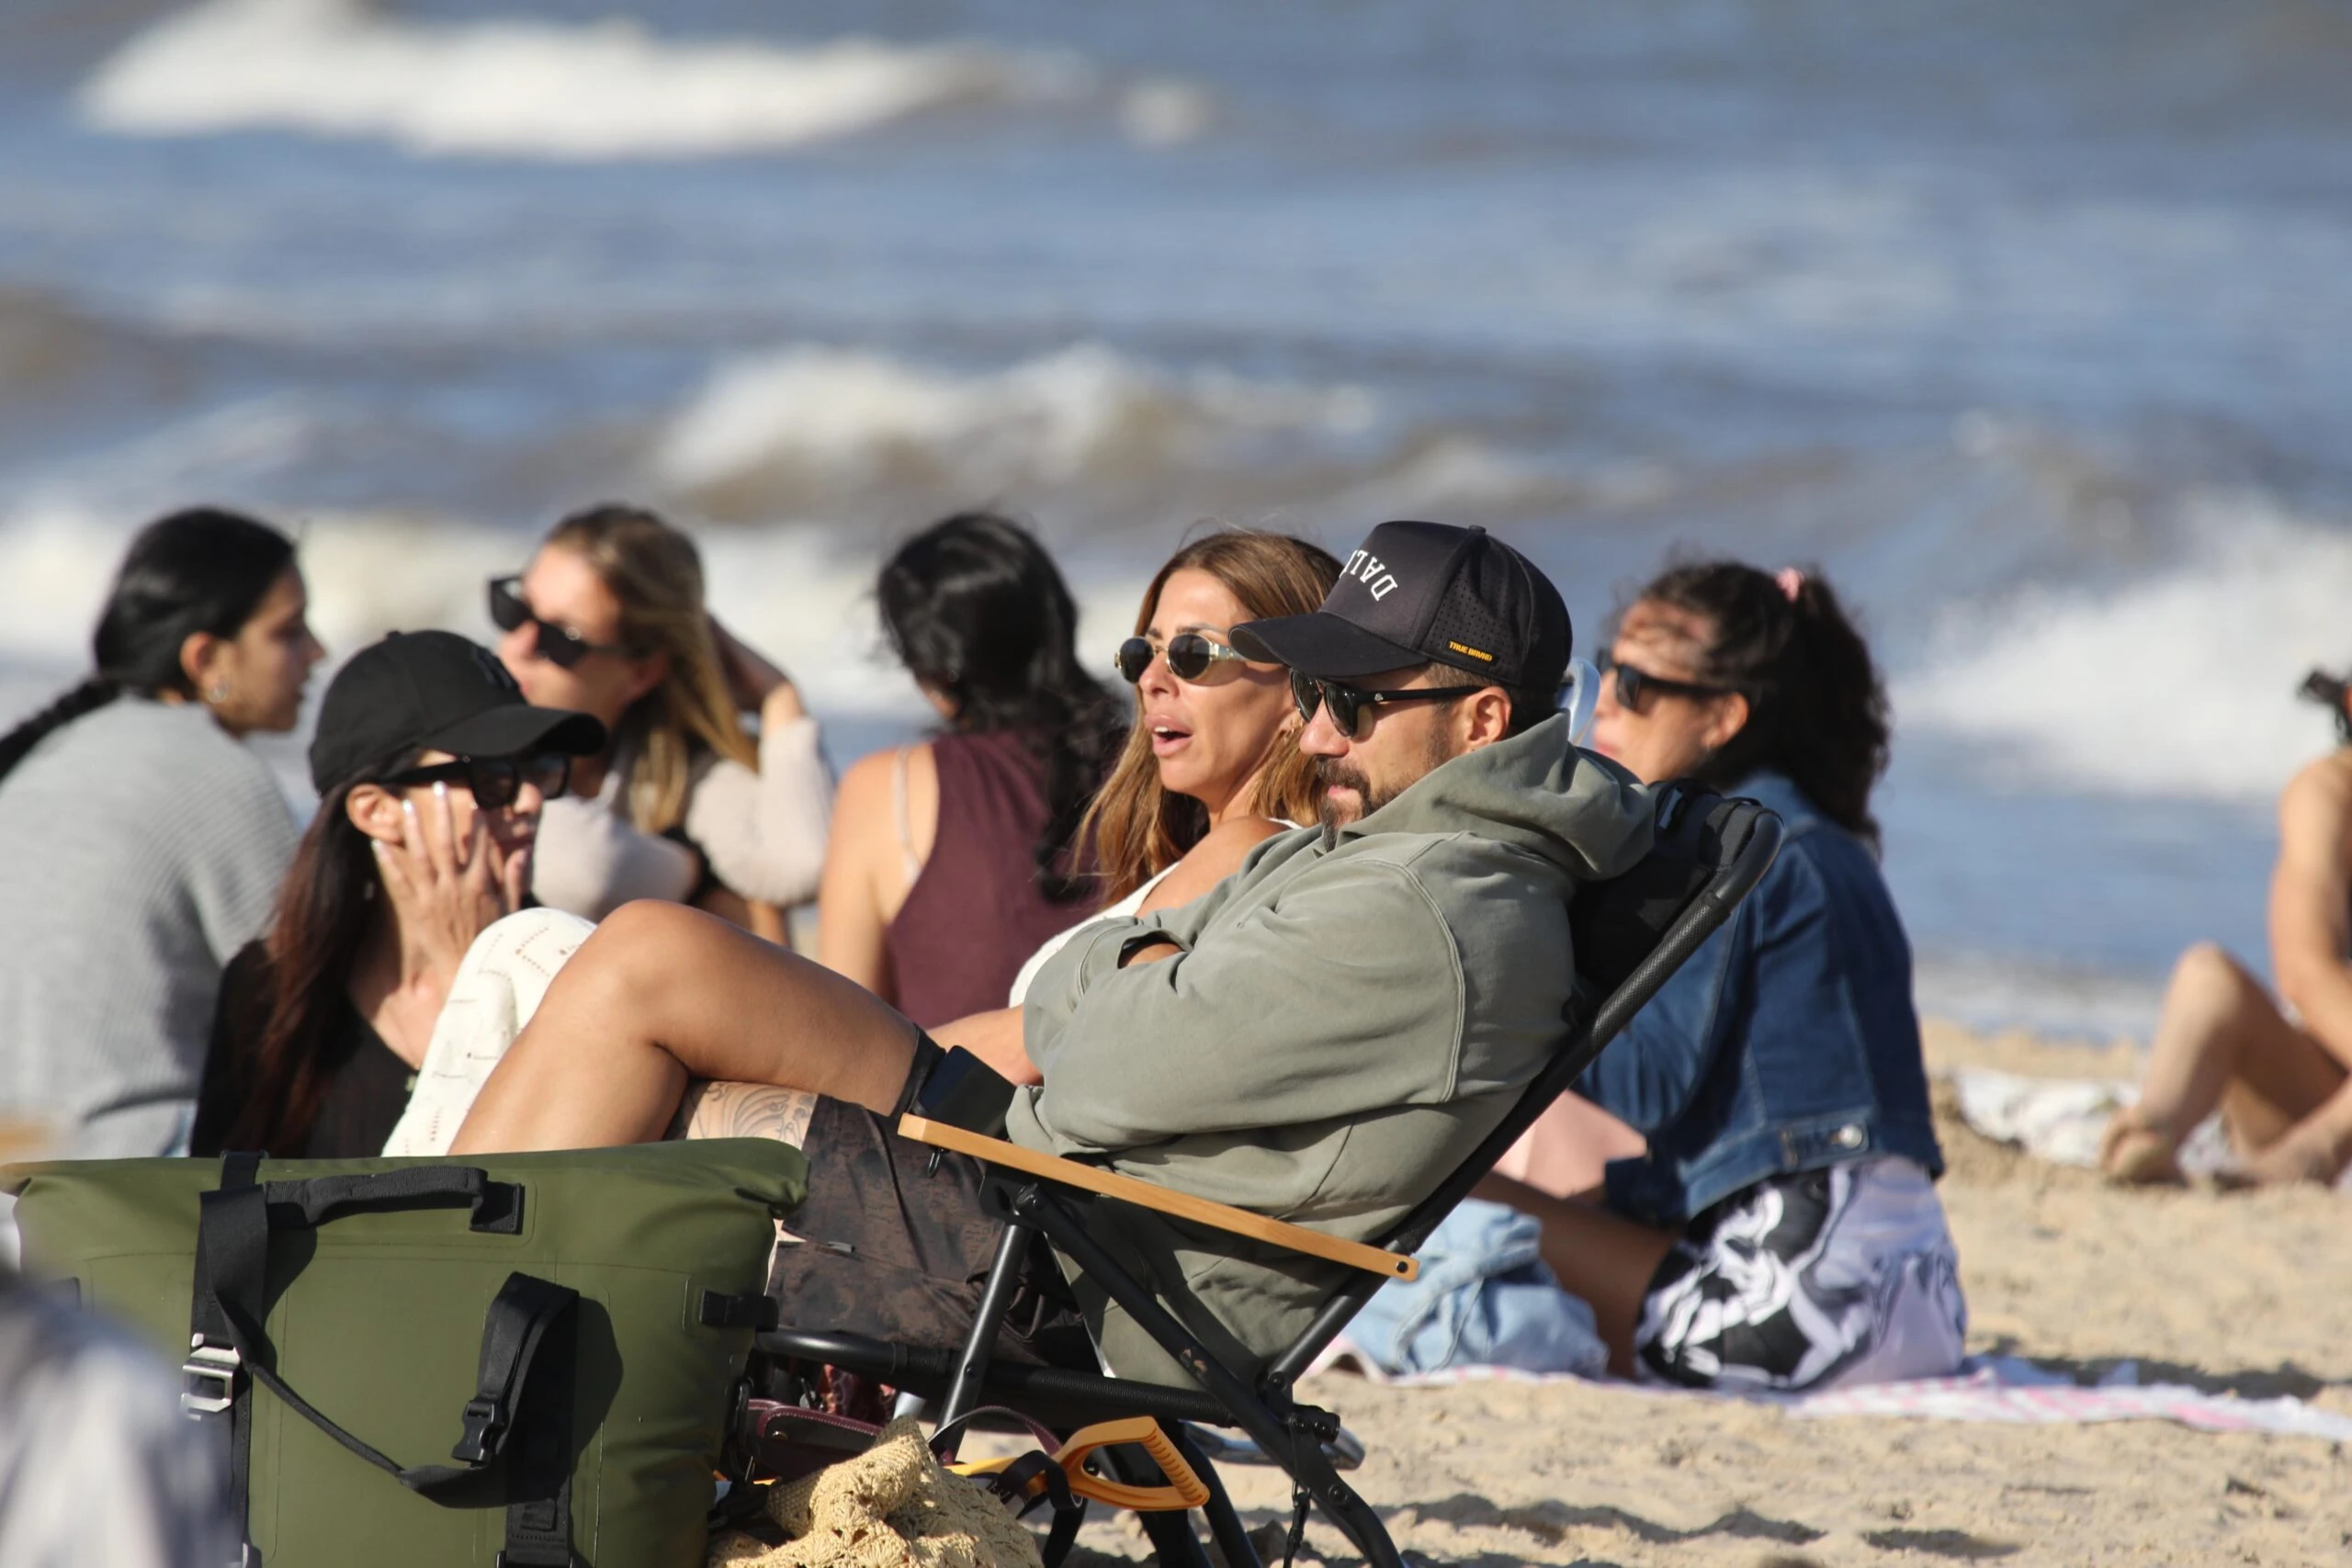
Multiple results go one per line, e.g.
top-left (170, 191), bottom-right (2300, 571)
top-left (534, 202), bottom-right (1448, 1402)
top-left (755, 785), bottom-right (1782, 1568)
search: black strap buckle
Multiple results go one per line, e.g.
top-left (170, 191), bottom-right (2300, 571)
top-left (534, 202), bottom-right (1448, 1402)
top-left (452, 1394), bottom-right (506, 1465)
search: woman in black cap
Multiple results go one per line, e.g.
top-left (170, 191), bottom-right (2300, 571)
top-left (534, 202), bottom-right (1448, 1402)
top-left (193, 631), bottom-right (604, 1159)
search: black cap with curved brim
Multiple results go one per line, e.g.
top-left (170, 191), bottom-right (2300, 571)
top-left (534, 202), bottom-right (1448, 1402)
top-left (308, 629), bottom-right (607, 795)
top-left (1232, 520), bottom-right (1571, 689)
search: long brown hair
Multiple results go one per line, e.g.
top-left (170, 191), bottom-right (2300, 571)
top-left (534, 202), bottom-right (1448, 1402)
top-left (217, 767), bottom-right (402, 1153)
top-left (1080, 530), bottom-right (1340, 902)
top-left (545, 504), bottom-right (755, 834)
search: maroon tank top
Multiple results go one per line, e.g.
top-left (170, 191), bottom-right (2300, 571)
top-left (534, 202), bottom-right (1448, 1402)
top-left (884, 729), bottom-right (1096, 1029)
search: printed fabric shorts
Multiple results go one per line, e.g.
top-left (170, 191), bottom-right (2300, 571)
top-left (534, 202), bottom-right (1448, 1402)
top-left (1634, 1156), bottom-right (1967, 1393)
top-left (764, 1091), bottom-right (1097, 1372)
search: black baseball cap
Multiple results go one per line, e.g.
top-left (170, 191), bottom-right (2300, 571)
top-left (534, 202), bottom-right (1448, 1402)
top-left (309, 629), bottom-right (607, 794)
top-left (1232, 521), bottom-right (1571, 690)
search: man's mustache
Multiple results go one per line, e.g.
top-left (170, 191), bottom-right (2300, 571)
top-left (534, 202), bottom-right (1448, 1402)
top-left (1315, 758), bottom-right (1371, 796)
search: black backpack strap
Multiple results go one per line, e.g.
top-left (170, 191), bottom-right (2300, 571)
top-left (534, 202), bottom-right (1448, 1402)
top-left (494, 1290), bottom-right (579, 1568)
top-left (184, 1156), bottom-right (580, 1566)
top-left (184, 1150), bottom-right (264, 1565)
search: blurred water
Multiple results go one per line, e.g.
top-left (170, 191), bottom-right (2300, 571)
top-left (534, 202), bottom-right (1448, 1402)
top-left (4, 0), bottom-right (2350, 1036)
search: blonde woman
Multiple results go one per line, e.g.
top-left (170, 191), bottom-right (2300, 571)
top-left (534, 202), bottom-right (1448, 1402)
top-left (492, 504), bottom-right (829, 937)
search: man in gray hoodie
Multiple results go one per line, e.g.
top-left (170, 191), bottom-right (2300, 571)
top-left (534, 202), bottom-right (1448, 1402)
top-left (458, 521), bottom-right (1654, 1385)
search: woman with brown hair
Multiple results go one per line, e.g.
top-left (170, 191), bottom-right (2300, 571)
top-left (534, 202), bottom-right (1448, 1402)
top-left (492, 503), bottom-right (829, 936)
top-left (998, 527), bottom-right (1341, 1005)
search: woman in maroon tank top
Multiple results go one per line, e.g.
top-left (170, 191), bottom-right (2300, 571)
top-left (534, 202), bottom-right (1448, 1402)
top-left (816, 513), bottom-right (1122, 1027)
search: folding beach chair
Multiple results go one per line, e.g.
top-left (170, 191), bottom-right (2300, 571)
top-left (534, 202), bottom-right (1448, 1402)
top-left (752, 783), bottom-right (1781, 1568)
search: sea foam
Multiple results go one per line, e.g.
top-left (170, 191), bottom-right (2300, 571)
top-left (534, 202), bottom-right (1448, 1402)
top-left (1894, 497), bottom-right (2352, 806)
top-left (653, 342), bottom-right (1380, 500)
top-left (79, 0), bottom-right (1088, 159)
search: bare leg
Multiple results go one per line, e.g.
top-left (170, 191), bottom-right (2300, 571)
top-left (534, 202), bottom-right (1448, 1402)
top-left (452, 900), bottom-right (920, 1154)
top-left (1490, 1092), bottom-right (1646, 1200)
top-left (1474, 1172), bottom-right (1676, 1376)
top-left (2104, 942), bottom-right (2347, 1183)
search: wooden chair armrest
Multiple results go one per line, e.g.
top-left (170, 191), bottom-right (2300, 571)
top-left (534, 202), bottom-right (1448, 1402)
top-left (898, 1115), bottom-right (1419, 1282)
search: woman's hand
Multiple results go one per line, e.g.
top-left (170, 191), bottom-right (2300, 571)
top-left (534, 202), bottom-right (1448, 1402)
top-left (711, 615), bottom-right (803, 721)
top-left (373, 783), bottom-right (523, 988)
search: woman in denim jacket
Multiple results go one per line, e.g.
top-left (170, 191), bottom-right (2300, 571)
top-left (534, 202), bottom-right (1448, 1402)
top-left (1486, 560), bottom-right (1965, 1392)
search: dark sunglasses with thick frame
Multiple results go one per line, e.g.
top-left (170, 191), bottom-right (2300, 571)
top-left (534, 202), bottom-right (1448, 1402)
top-left (379, 752), bottom-right (572, 811)
top-left (1114, 632), bottom-right (1250, 685)
top-left (488, 576), bottom-right (631, 670)
top-left (1598, 651), bottom-right (1736, 711)
top-left (1288, 671), bottom-right (1488, 736)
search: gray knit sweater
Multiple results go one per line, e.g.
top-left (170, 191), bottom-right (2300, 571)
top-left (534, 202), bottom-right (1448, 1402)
top-left (0, 699), bottom-right (296, 1157)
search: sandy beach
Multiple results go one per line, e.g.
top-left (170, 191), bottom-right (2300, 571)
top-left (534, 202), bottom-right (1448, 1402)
top-left (1067, 1021), bottom-right (2352, 1567)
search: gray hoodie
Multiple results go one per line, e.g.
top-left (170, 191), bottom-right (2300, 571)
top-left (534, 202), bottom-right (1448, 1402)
top-left (1010, 714), bottom-right (1653, 1384)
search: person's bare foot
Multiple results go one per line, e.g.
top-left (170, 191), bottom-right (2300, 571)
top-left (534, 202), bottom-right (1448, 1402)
top-left (2233, 1121), bottom-right (2347, 1188)
top-left (2098, 1106), bottom-right (2185, 1185)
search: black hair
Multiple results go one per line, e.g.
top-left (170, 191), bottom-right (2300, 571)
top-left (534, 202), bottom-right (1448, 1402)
top-left (205, 742), bottom-right (430, 1156)
top-left (0, 508), bottom-right (297, 785)
top-left (1629, 559), bottom-right (1891, 847)
top-left (877, 512), bottom-right (1120, 903)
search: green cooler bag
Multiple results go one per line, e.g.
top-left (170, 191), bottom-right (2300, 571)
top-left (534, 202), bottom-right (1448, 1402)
top-left (4, 1138), bottom-right (805, 1568)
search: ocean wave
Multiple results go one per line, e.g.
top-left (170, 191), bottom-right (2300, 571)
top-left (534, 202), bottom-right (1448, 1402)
top-left (652, 342), bottom-right (1381, 509)
top-left (79, 0), bottom-right (1096, 159)
top-left (1894, 496), bottom-right (2352, 805)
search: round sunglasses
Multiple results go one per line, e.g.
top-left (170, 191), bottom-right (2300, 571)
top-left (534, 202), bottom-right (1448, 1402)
top-left (1288, 671), bottom-right (1487, 736)
top-left (1597, 651), bottom-right (1734, 711)
top-left (1114, 632), bottom-right (1250, 685)
top-left (381, 752), bottom-right (571, 811)
top-left (489, 576), bottom-right (630, 670)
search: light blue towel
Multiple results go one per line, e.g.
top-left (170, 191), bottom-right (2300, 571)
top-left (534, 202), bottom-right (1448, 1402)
top-left (1348, 1199), bottom-right (1607, 1377)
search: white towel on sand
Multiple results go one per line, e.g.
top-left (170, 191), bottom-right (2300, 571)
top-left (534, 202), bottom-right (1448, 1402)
top-left (1947, 1066), bottom-right (2253, 1175)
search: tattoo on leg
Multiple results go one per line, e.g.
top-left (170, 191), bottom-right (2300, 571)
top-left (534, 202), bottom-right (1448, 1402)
top-left (671, 1081), bottom-right (819, 1148)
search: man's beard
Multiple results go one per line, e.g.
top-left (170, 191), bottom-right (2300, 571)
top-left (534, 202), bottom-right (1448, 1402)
top-left (1315, 725), bottom-right (1467, 845)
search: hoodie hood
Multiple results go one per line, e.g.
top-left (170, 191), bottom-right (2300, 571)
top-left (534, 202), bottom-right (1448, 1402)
top-left (1339, 713), bottom-right (1651, 882)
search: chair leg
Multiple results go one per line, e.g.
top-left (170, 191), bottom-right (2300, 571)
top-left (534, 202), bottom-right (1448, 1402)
top-left (1297, 1471), bottom-right (1406, 1568)
top-left (936, 1220), bottom-right (1031, 1450)
top-left (1168, 1426), bottom-right (1260, 1568)
top-left (1102, 1444), bottom-right (1214, 1568)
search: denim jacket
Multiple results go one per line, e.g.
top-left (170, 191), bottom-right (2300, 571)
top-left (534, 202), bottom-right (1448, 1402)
top-left (1577, 771), bottom-right (1942, 1228)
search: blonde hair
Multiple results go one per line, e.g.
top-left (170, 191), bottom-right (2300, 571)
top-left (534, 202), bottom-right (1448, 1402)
top-left (1080, 529), bottom-right (1340, 902)
top-left (543, 504), bottom-right (756, 834)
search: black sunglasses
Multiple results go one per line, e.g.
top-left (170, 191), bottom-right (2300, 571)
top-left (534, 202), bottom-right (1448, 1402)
top-left (1599, 651), bottom-right (1734, 711)
top-left (1288, 671), bottom-right (1487, 736)
top-left (380, 752), bottom-right (571, 811)
top-left (489, 576), bottom-right (630, 670)
top-left (1114, 632), bottom-right (1250, 685)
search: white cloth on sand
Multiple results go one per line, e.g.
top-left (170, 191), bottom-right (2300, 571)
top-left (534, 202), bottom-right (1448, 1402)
top-left (1941, 1066), bottom-right (2352, 1189)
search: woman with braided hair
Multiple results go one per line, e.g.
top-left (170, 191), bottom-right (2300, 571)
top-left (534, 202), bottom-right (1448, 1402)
top-left (0, 508), bottom-right (324, 1156)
